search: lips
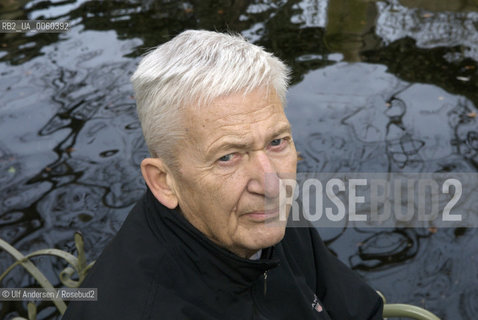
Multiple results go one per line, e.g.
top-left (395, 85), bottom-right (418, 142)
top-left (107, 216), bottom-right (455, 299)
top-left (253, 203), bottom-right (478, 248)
top-left (243, 208), bottom-right (279, 221)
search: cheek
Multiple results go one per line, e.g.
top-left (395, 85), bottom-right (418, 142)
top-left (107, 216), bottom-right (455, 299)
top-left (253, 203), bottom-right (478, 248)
top-left (214, 177), bottom-right (243, 200)
top-left (210, 174), bottom-right (250, 211)
top-left (193, 175), bottom-right (238, 207)
top-left (279, 149), bottom-right (298, 172)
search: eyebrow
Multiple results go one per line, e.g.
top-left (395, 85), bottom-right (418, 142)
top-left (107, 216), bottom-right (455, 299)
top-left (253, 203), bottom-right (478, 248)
top-left (206, 123), bottom-right (292, 159)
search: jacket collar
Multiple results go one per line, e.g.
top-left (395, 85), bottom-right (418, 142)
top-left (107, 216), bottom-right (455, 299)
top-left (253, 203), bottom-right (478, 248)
top-left (143, 187), bottom-right (280, 291)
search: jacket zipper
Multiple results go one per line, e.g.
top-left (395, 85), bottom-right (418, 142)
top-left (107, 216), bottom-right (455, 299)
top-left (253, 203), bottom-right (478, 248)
top-left (252, 270), bottom-right (269, 319)
top-left (263, 270), bottom-right (268, 295)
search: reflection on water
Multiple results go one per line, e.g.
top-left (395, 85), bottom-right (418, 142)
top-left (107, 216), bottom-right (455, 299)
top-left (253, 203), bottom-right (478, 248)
top-left (324, 0), bottom-right (379, 61)
top-left (377, 0), bottom-right (478, 61)
top-left (1, 0), bottom-right (478, 319)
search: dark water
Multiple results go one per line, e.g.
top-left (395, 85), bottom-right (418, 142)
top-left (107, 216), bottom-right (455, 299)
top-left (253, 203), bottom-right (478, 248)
top-left (1, 0), bottom-right (478, 319)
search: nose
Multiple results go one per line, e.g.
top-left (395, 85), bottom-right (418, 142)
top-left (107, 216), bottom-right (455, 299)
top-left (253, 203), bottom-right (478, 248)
top-left (246, 151), bottom-right (280, 198)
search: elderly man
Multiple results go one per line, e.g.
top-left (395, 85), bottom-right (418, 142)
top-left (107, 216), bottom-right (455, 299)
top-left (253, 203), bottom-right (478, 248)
top-left (63, 30), bottom-right (383, 319)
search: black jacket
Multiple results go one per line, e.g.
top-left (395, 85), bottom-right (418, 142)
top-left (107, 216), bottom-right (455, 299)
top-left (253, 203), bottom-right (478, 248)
top-left (63, 188), bottom-right (383, 319)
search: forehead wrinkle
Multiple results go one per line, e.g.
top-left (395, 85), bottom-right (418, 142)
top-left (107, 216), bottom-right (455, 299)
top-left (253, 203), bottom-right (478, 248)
top-left (203, 106), bottom-right (282, 144)
top-left (208, 103), bottom-right (279, 124)
top-left (205, 111), bottom-right (283, 144)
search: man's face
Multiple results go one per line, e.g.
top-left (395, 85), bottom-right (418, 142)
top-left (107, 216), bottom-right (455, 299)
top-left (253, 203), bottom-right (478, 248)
top-left (171, 87), bottom-right (297, 258)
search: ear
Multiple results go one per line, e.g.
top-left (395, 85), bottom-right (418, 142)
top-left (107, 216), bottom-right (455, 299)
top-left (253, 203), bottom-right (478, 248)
top-left (141, 158), bottom-right (179, 209)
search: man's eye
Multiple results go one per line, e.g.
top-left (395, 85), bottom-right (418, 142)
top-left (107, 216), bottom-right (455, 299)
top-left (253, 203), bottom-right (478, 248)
top-left (218, 154), bottom-right (233, 162)
top-left (270, 138), bottom-right (283, 146)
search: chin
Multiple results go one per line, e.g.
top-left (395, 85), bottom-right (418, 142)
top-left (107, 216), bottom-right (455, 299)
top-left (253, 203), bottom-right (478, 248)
top-left (247, 224), bottom-right (287, 250)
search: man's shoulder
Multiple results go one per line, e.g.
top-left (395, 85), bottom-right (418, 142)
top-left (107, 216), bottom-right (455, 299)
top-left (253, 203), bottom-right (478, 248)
top-left (62, 192), bottom-right (175, 319)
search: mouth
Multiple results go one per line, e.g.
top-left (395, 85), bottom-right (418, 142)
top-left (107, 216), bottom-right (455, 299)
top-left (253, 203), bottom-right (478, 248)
top-left (243, 208), bottom-right (280, 222)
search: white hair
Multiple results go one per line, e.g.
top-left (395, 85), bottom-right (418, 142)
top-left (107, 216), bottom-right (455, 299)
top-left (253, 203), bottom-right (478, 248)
top-left (130, 29), bottom-right (290, 168)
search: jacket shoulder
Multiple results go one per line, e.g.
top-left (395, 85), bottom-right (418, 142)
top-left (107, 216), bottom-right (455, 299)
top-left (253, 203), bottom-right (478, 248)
top-left (62, 195), bottom-right (174, 320)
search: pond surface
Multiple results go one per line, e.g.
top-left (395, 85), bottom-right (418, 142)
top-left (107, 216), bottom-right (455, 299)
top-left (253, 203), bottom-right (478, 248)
top-left (1, 0), bottom-right (478, 319)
